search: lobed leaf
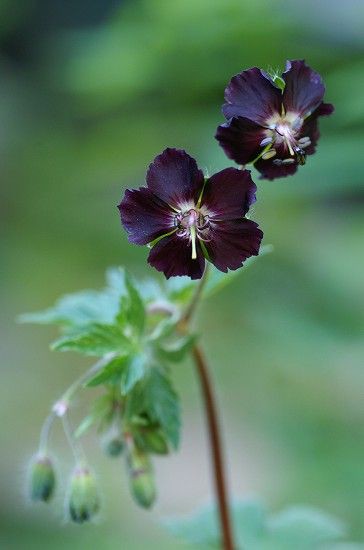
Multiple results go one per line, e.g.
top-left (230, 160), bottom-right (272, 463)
top-left (51, 323), bottom-right (132, 357)
top-left (85, 356), bottom-right (129, 387)
top-left (126, 367), bottom-right (180, 449)
top-left (120, 353), bottom-right (147, 394)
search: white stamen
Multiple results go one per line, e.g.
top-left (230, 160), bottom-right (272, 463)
top-left (190, 225), bottom-right (197, 260)
top-left (260, 137), bottom-right (273, 147)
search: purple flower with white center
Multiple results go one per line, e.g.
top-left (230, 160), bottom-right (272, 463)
top-left (118, 148), bottom-right (263, 280)
top-left (215, 60), bottom-right (334, 180)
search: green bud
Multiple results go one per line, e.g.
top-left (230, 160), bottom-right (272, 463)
top-left (103, 436), bottom-right (124, 457)
top-left (68, 466), bottom-right (100, 523)
top-left (126, 446), bottom-right (156, 509)
top-left (30, 454), bottom-right (56, 502)
top-left (142, 429), bottom-right (168, 455)
top-left (102, 424), bottom-right (124, 458)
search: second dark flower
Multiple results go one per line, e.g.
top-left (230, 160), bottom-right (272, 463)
top-left (215, 60), bottom-right (334, 180)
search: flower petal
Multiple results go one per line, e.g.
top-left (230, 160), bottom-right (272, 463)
top-left (255, 157), bottom-right (298, 180)
top-left (148, 233), bottom-right (205, 280)
top-left (298, 102), bottom-right (334, 156)
top-left (118, 187), bottom-right (174, 245)
top-left (282, 60), bottom-right (326, 117)
top-left (222, 67), bottom-right (282, 125)
top-left (146, 148), bottom-right (204, 207)
top-left (215, 117), bottom-right (265, 166)
top-left (315, 102), bottom-right (334, 117)
top-left (204, 219), bottom-right (263, 273)
top-left (202, 167), bottom-right (257, 220)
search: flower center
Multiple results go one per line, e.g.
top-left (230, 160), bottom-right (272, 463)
top-left (260, 110), bottom-right (312, 166)
top-left (174, 207), bottom-right (210, 259)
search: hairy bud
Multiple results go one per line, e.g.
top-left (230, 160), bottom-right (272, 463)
top-left (102, 424), bottom-right (124, 457)
top-left (68, 466), bottom-right (100, 523)
top-left (30, 454), bottom-right (56, 502)
top-left (126, 445), bottom-right (156, 509)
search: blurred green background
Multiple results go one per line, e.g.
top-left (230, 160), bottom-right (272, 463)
top-left (1, 0), bottom-right (363, 548)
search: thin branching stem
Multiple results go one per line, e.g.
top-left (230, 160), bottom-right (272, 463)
top-left (39, 411), bottom-right (56, 454)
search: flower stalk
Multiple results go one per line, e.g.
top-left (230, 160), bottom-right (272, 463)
top-left (181, 268), bottom-right (235, 550)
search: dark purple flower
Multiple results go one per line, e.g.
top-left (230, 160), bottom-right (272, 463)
top-left (118, 148), bottom-right (263, 280)
top-left (215, 60), bottom-right (334, 180)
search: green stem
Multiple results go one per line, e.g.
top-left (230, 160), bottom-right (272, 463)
top-left (38, 411), bottom-right (56, 454)
top-left (62, 413), bottom-right (86, 463)
top-left (181, 263), bottom-right (210, 324)
top-left (38, 355), bottom-right (115, 455)
top-left (248, 142), bottom-right (273, 166)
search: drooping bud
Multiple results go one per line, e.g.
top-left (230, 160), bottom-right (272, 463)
top-left (102, 426), bottom-right (124, 458)
top-left (30, 454), bottom-right (56, 502)
top-left (126, 444), bottom-right (156, 509)
top-left (68, 466), bottom-right (100, 523)
top-left (142, 428), bottom-right (168, 455)
top-left (104, 436), bottom-right (124, 457)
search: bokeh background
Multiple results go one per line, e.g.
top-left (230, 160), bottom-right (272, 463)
top-left (1, 0), bottom-right (364, 548)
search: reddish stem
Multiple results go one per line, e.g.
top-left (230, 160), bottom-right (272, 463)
top-left (191, 344), bottom-right (235, 550)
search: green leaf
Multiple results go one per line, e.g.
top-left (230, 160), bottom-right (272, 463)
top-left (203, 244), bottom-right (273, 299)
top-left (163, 499), bottom-right (350, 549)
top-left (118, 272), bottom-right (146, 336)
top-left (126, 368), bottom-right (180, 449)
top-left (51, 323), bottom-right (132, 357)
top-left (74, 414), bottom-right (98, 439)
top-left (18, 289), bottom-right (119, 328)
top-left (85, 356), bottom-right (128, 387)
top-left (148, 312), bottom-right (180, 342)
top-left (156, 334), bottom-right (196, 363)
top-left (164, 499), bottom-right (266, 549)
top-left (120, 353), bottom-right (147, 394)
top-left (267, 506), bottom-right (347, 549)
top-left (74, 394), bottom-right (116, 438)
top-left (164, 503), bottom-right (219, 548)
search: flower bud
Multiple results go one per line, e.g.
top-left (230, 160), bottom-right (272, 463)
top-left (104, 436), bottom-right (124, 457)
top-left (30, 454), bottom-right (56, 502)
top-left (142, 429), bottom-right (168, 455)
top-left (68, 466), bottom-right (100, 523)
top-left (126, 446), bottom-right (156, 509)
top-left (102, 424), bottom-right (124, 458)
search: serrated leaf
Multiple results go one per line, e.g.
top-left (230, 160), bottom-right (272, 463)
top-left (156, 334), bottom-right (196, 363)
top-left (118, 272), bottom-right (146, 336)
top-left (18, 289), bottom-right (119, 328)
top-left (126, 368), bottom-right (180, 449)
top-left (18, 267), bottom-right (131, 331)
top-left (120, 354), bottom-right (147, 394)
top-left (85, 356), bottom-right (128, 387)
top-left (51, 323), bottom-right (132, 356)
